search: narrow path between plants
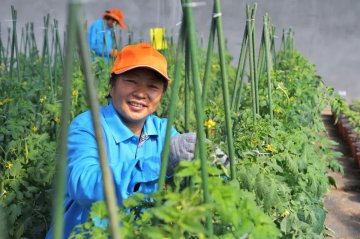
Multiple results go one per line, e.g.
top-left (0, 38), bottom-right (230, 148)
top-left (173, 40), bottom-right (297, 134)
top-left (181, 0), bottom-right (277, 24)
top-left (322, 109), bottom-right (360, 239)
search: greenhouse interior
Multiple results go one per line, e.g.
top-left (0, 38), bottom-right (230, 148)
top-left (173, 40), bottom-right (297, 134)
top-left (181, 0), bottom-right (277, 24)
top-left (0, 0), bottom-right (359, 238)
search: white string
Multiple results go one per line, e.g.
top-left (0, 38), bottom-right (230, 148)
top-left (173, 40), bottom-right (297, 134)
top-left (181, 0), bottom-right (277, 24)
top-left (213, 12), bottom-right (222, 18)
top-left (253, 149), bottom-right (272, 155)
top-left (182, 1), bottom-right (207, 8)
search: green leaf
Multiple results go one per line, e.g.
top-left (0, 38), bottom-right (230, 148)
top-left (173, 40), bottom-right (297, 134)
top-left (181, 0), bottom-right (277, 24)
top-left (122, 193), bottom-right (145, 208)
top-left (280, 217), bottom-right (290, 234)
top-left (327, 176), bottom-right (337, 189)
top-left (90, 202), bottom-right (108, 219)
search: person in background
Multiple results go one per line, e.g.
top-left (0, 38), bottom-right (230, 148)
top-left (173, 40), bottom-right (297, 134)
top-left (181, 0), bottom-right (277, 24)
top-left (45, 43), bottom-right (208, 238)
top-left (88, 9), bottom-right (127, 61)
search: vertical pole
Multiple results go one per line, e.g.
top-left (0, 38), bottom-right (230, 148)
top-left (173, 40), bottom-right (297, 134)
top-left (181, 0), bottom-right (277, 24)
top-left (231, 24), bottom-right (247, 111)
top-left (183, 0), bottom-right (213, 235)
top-left (52, 2), bottom-right (78, 239)
top-left (246, 4), bottom-right (256, 125)
top-left (264, 14), bottom-right (273, 125)
top-left (76, 13), bottom-right (122, 239)
top-left (270, 25), bottom-right (276, 69)
top-left (184, 40), bottom-right (191, 132)
top-left (0, 24), bottom-right (4, 67)
top-left (234, 45), bottom-right (249, 111)
top-left (158, 22), bottom-right (186, 190)
top-left (201, 3), bottom-right (216, 105)
top-left (250, 4), bottom-right (259, 114)
top-left (213, 0), bottom-right (236, 180)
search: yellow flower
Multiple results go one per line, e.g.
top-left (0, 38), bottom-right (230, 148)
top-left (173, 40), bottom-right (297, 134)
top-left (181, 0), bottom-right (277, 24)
top-left (5, 162), bottom-right (13, 169)
top-left (34, 58), bottom-right (40, 65)
top-left (0, 98), bottom-right (12, 106)
top-left (274, 107), bottom-right (281, 114)
top-left (265, 144), bottom-right (276, 153)
top-left (211, 64), bottom-right (220, 71)
top-left (204, 119), bottom-right (216, 129)
top-left (32, 126), bottom-right (38, 133)
top-left (72, 90), bottom-right (79, 97)
top-left (39, 96), bottom-right (47, 104)
top-left (281, 209), bottom-right (290, 217)
top-left (251, 139), bottom-right (259, 147)
top-left (54, 117), bottom-right (61, 124)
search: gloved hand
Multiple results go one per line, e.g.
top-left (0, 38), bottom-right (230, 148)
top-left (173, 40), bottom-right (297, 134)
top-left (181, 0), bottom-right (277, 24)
top-left (167, 133), bottom-right (196, 176)
top-left (167, 133), bottom-right (229, 176)
top-left (210, 146), bottom-right (229, 166)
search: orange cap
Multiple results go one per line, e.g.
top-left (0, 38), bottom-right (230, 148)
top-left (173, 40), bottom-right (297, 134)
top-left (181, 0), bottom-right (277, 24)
top-left (103, 9), bottom-right (127, 30)
top-left (111, 43), bottom-right (170, 84)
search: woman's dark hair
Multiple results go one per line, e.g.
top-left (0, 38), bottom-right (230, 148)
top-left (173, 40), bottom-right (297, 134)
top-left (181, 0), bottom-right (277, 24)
top-left (103, 10), bottom-right (118, 23)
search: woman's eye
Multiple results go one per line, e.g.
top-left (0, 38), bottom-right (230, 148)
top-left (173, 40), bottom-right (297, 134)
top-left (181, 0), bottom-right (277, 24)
top-left (125, 79), bottom-right (136, 84)
top-left (149, 85), bottom-right (160, 90)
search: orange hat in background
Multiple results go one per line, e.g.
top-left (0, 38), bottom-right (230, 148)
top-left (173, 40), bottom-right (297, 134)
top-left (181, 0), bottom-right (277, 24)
top-left (111, 43), bottom-right (170, 85)
top-left (103, 9), bottom-right (127, 30)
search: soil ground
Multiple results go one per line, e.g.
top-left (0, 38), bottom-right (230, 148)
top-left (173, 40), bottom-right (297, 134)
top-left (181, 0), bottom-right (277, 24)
top-left (322, 110), bottom-right (360, 239)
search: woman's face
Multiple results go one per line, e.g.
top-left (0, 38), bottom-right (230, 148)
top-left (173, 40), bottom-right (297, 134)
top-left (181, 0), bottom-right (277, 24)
top-left (110, 68), bottom-right (165, 132)
top-left (106, 18), bottom-right (117, 28)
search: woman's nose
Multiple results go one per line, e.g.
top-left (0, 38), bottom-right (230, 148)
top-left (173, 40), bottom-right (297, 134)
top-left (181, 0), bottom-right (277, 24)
top-left (132, 85), bottom-right (147, 99)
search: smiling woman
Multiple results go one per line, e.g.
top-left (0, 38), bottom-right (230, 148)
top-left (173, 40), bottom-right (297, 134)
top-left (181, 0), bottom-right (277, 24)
top-left (44, 43), bottom-right (202, 239)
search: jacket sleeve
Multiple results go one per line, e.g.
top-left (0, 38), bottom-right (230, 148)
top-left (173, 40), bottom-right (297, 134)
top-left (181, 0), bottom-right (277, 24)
top-left (88, 20), bottom-right (112, 57)
top-left (66, 124), bottom-right (108, 208)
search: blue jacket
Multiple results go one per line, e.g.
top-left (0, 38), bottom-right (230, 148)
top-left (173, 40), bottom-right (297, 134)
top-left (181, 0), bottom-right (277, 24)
top-left (46, 102), bottom-right (179, 238)
top-left (88, 18), bottom-right (115, 61)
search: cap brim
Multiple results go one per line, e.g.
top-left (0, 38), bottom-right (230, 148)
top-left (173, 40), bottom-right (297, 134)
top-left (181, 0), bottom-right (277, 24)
top-left (113, 65), bottom-right (170, 84)
top-left (103, 13), bottom-right (127, 30)
top-left (118, 20), bottom-right (127, 30)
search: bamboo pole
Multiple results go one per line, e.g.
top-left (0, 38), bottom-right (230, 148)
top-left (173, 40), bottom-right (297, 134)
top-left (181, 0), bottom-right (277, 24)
top-left (52, 2), bottom-right (78, 238)
top-left (231, 23), bottom-right (248, 111)
top-left (76, 12), bottom-right (122, 239)
top-left (270, 25), bottom-right (276, 69)
top-left (3, 28), bottom-right (11, 74)
top-left (185, 40), bottom-right (191, 132)
top-left (9, 6), bottom-right (20, 82)
top-left (183, 0), bottom-right (213, 235)
top-left (263, 14), bottom-right (273, 125)
top-left (257, 27), bottom-right (265, 78)
top-left (246, 4), bottom-right (256, 125)
top-left (30, 23), bottom-right (38, 58)
top-left (158, 21), bottom-right (186, 191)
top-left (0, 24), bottom-right (4, 67)
top-left (250, 4), bottom-right (259, 115)
top-left (234, 43), bottom-right (249, 111)
top-left (201, 3), bottom-right (216, 105)
top-left (213, 0), bottom-right (236, 180)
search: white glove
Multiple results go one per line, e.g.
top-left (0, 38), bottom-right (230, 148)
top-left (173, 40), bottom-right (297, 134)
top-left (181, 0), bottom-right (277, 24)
top-left (167, 133), bottom-right (197, 176)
